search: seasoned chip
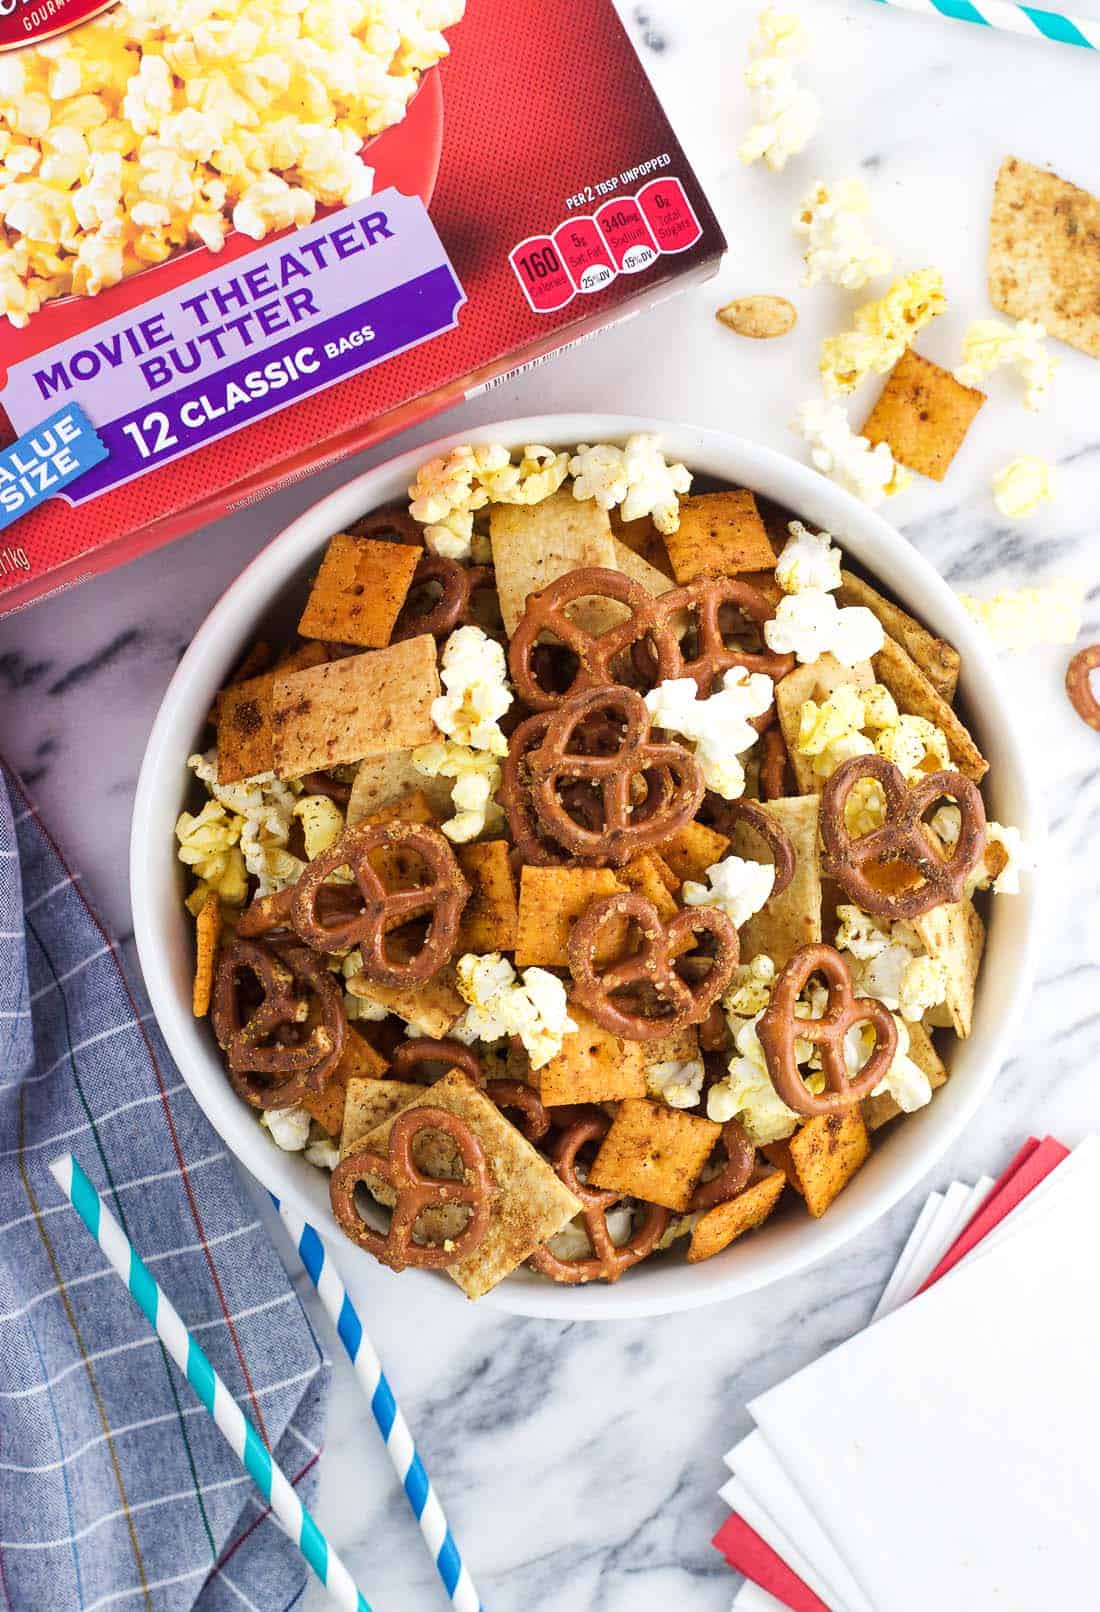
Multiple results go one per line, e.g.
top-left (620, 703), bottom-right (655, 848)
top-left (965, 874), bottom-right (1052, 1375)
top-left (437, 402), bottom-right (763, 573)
top-left (909, 897), bottom-right (985, 1039)
top-left (346, 968), bottom-right (465, 1038)
top-left (729, 795), bottom-right (822, 968)
top-left (347, 751), bottom-right (454, 824)
top-left (663, 490), bottom-right (777, 582)
top-left (838, 569), bottom-right (960, 703)
top-left (863, 1020), bottom-right (948, 1130)
top-left (490, 489), bottom-right (618, 637)
top-left (765, 1107), bottom-right (870, 1217)
top-left (271, 636), bottom-right (440, 779)
top-left (457, 840), bottom-right (519, 952)
top-left (774, 655), bottom-right (875, 795)
top-left (862, 350), bottom-right (985, 482)
top-left (989, 156), bottom-right (1100, 360)
top-left (350, 1070), bottom-right (581, 1299)
top-left (687, 1168), bottom-right (787, 1263)
top-left (339, 1078), bottom-right (423, 1157)
top-left (873, 635), bottom-right (988, 782)
top-left (514, 865), bottom-right (626, 968)
top-left (297, 534), bottom-right (420, 647)
top-left (654, 821), bottom-right (729, 885)
top-left (532, 1007), bottom-right (647, 1105)
top-left (216, 641), bottom-right (328, 784)
top-left (618, 853), bottom-right (679, 920)
top-left (589, 1098), bottom-right (721, 1212)
top-left (192, 892), bottom-right (221, 1018)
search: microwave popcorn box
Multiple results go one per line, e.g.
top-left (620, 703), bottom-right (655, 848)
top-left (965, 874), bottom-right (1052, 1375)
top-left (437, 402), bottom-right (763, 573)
top-left (0, 0), bottom-right (725, 614)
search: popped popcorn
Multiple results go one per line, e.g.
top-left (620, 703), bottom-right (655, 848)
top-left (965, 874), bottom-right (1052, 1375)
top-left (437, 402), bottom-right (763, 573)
top-left (792, 399), bottom-right (910, 506)
top-left (834, 903), bottom-right (890, 961)
top-left (722, 954), bottom-right (776, 1018)
top-left (982, 822), bottom-right (1033, 895)
top-left (868, 1017), bottom-right (933, 1113)
top-left (261, 1106), bottom-right (311, 1152)
top-left (959, 580), bottom-right (1082, 652)
top-left (646, 1057), bottom-right (706, 1109)
top-left (955, 319), bottom-right (1057, 411)
top-left (682, 856), bottom-right (775, 929)
top-left (342, 949), bottom-right (388, 1023)
top-left (835, 906), bottom-right (946, 1024)
top-left (454, 952), bottom-right (576, 1069)
top-left (430, 625), bottom-right (512, 755)
top-left (707, 1014), bottom-right (799, 1141)
top-left (408, 443), bottom-right (569, 556)
top-left (547, 1205), bottom-right (634, 1261)
top-left (293, 794), bottom-right (346, 862)
top-left (569, 434), bottom-right (692, 535)
top-left (990, 457), bottom-right (1057, 519)
top-left (412, 739), bottom-right (503, 843)
top-left (187, 751), bottom-right (302, 895)
top-left (174, 797), bottom-right (248, 907)
top-left (819, 269), bottom-right (947, 396)
top-left (305, 1138), bottom-right (341, 1172)
top-left (765, 588), bottom-right (884, 667)
top-left (794, 179), bottom-right (891, 291)
top-left (774, 519), bottom-right (842, 595)
top-left (0, 0), bottom-right (464, 325)
top-left (897, 955), bottom-right (949, 1024)
top-left (739, 8), bottom-right (820, 173)
top-left (645, 667), bottom-right (774, 798)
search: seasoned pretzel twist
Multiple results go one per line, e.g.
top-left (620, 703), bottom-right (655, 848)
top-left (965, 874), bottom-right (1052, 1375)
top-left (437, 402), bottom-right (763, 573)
top-left (654, 576), bottom-right (795, 694)
top-left (499, 711), bottom-right (567, 866)
top-left (347, 506), bottom-right (424, 545)
top-left (689, 1120), bottom-right (756, 1212)
top-left (212, 938), bottom-right (345, 1110)
top-left (483, 1079), bottom-right (551, 1142)
top-left (388, 1037), bottom-right (482, 1085)
top-left (756, 943), bottom-right (898, 1117)
top-left (329, 1106), bottom-right (495, 1271)
top-left (1066, 645), bottom-right (1100, 732)
top-left (698, 794), bottom-right (797, 901)
top-left (287, 820), bottom-right (468, 983)
top-left (759, 726), bottom-right (790, 801)
top-left (527, 1111), bottom-right (669, 1284)
top-left (820, 754), bottom-right (986, 919)
top-left (527, 686), bottom-right (705, 867)
top-left (568, 891), bottom-right (740, 1041)
top-left (508, 566), bottom-right (675, 709)
top-left (393, 554), bottom-right (496, 642)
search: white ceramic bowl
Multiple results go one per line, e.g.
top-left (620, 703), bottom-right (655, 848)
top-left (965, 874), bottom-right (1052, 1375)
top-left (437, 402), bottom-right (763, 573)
top-left (132, 414), bottom-right (1042, 1320)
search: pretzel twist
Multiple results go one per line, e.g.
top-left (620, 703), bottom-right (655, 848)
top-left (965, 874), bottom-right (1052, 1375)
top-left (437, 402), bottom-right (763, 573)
top-left (393, 555), bottom-right (496, 642)
top-left (1066, 645), bottom-right (1100, 731)
top-left (698, 795), bottom-right (797, 902)
top-left (212, 938), bottom-right (345, 1110)
top-left (688, 1120), bottom-right (757, 1212)
top-left (388, 1037), bottom-right (482, 1085)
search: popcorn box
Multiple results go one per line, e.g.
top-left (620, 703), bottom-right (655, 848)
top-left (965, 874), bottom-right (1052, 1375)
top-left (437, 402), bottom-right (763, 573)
top-left (0, 0), bottom-right (725, 615)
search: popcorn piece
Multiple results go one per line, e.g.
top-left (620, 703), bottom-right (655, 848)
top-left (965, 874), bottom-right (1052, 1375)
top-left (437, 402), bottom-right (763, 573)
top-left (795, 179), bottom-right (891, 291)
top-left (792, 399), bottom-right (910, 506)
top-left (774, 520), bottom-right (842, 595)
top-left (646, 1057), bottom-right (706, 1110)
top-left (412, 739), bottom-right (503, 844)
top-left (707, 1015), bottom-right (799, 1143)
top-left (261, 1106), bottom-right (311, 1152)
top-left (186, 751), bottom-right (302, 897)
top-left (959, 580), bottom-right (1082, 652)
top-left (569, 434), bottom-right (692, 535)
top-left (455, 952), bottom-right (577, 1069)
top-left (739, 8), bottom-right (820, 173)
top-left (305, 1138), bottom-right (340, 1172)
top-left (820, 269), bottom-right (947, 396)
top-left (645, 667), bottom-right (774, 798)
top-left (991, 457), bottom-right (1057, 519)
top-left (293, 795), bottom-right (345, 862)
top-left (682, 856), bottom-right (775, 929)
top-left (408, 443), bottom-right (568, 555)
top-left (981, 822), bottom-right (1033, 895)
top-left (723, 954), bottom-right (776, 1018)
top-left (869, 1017), bottom-right (933, 1114)
top-left (175, 797), bottom-right (248, 906)
top-left (431, 625), bottom-right (513, 756)
top-left (834, 904), bottom-right (890, 961)
top-left (955, 319), bottom-right (1057, 411)
top-left (897, 956), bottom-right (949, 1024)
top-left (765, 588), bottom-right (884, 668)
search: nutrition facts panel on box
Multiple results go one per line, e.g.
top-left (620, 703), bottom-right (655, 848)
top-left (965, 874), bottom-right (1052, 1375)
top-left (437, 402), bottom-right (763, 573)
top-left (508, 177), bottom-right (701, 313)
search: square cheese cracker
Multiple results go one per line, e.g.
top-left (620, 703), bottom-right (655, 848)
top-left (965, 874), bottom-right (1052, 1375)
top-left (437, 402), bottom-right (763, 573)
top-left (662, 490), bottom-right (777, 583)
top-left (531, 1006), bottom-right (647, 1106)
top-left (271, 636), bottom-right (440, 779)
top-left (862, 350), bottom-right (985, 482)
top-left (297, 533), bottom-right (420, 647)
top-left (764, 1107), bottom-right (870, 1218)
top-left (589, 1098), bottom-right (720, 1213)
top-left (687, 1167), bottom-right (787, 1264)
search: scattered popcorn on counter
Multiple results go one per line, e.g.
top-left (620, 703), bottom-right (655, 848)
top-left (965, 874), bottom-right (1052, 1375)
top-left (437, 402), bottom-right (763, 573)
top-left (959, 579), bottom-right (1081, 651)
top-left (682, 856), bottom-right (775, 929)
top-left (794, 178), bottom-right (891, 290)
top-left (454, 952), bottom-right (576, 1069)
top-left (413, 739), bottom-right (503, 843)
top-left (739, 7), bottom-right (820, 173)
top-left (646, 1057), bottom-right (706, 1109)
top-left (570, 434), bottom-right (692, 534)
top-left (792, 399), bottom-right (910, 505)
top-left (645, 667), bottom-right (774, 797)
top-left (430, 625), bottom-right (512, 755)
top-left (990, 457), bottom-right (1057, 519)
top-left (774, 519), bottom-right (843, 594)
top-left (819, 269), bottom-right (947, 396)
top-left (955, 319), bottom-right (1057, 411)
top-left (765, 588), bottom-right (884, 667)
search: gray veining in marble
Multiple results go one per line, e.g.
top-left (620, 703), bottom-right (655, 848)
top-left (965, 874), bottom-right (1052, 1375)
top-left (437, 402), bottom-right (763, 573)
top-left (1, 3), bottom-right (1098, 1607)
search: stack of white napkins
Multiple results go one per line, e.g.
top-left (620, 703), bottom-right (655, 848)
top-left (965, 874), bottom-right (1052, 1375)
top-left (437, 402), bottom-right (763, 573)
top-left (715, 1135), bottom-right (1100, 1612)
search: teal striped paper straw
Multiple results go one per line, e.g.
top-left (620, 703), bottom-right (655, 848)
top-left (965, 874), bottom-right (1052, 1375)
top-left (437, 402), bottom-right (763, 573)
top-left (50, 1154), bottom-right (372, 1612)
top-left (869, 0), bottom-right (1099, 49)
top-left (273, 1196), bottom-right (484, 1612)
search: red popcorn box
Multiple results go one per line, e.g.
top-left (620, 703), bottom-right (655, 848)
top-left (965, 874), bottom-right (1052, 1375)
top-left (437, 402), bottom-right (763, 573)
top-left (0, 0), bottom-right (725, 614)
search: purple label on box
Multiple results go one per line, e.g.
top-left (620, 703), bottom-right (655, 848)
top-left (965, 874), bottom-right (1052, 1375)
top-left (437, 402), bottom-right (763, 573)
top-left (1, 189), bottom-right (465, 504)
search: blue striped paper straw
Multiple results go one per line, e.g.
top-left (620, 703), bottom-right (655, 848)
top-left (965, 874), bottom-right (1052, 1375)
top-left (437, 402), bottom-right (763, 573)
top-left (49, 1155), bottom-right (372, 1612)
top-left (273, 1196), bottom-right (484, 1612)
top-left (869, 0), bottom-right (1099, 49)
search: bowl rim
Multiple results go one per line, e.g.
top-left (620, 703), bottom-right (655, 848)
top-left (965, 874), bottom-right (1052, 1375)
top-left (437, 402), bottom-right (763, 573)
top-left (132, 412), bottom-right (1044, 1321)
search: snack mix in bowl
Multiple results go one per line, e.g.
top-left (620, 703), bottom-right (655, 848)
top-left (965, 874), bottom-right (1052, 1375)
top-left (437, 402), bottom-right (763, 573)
top-left (176, 434), bottom-right (1026, 1300)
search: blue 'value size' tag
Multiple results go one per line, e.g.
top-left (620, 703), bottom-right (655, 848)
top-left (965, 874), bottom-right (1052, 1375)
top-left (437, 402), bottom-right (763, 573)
top-left (0, 405), bottom-right (107, 532)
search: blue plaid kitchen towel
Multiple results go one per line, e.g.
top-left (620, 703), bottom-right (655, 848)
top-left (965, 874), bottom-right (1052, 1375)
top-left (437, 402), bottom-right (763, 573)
top-left (0, 760), bottom-right (331, 1612)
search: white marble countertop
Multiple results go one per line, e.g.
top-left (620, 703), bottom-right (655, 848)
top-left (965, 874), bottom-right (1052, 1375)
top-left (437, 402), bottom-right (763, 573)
top-left (3, 3), bottom-right (1099, 1608)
